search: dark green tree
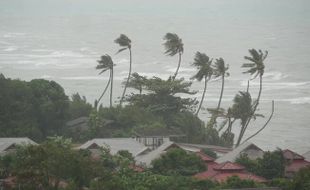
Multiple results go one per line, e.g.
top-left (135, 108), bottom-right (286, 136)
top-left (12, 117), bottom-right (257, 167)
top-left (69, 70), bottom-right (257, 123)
top-left (191, 52), bottom-right (213, 115)
top-left (151, 148), bottom-right (206, 176)
top-left (125, 72), bottom-right (147, 94)
top-left (68, 93), bottom-right (92, 119)
top-left (115, 34), bottom-right (132, 106)
top-left (163, 33), bottom-right (184, 80)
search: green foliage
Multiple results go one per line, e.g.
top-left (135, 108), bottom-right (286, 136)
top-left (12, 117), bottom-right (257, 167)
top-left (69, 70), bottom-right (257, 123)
top-left (0, 77), bottom-right (69, 140)
top-left (236, 149), bottom-right (286, 179)
top-left (68, 93), bottom-right (92, 120)
top-left (151, 148), bottom-right (206, 176)
top-left (289, 166), bottom-right (310, 190)
top-left (219, 176), bottom-right (262, 189)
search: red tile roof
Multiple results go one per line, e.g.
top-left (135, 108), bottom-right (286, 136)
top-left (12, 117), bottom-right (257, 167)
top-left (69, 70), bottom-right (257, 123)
top-left (196, 151), bottom-right (215, 162)
top-left (213, 161), bottom-right (245, 171)
top-left (194, 161), bottom-right (266, 183)
top-left (286, 159), bottom-right (310, 173)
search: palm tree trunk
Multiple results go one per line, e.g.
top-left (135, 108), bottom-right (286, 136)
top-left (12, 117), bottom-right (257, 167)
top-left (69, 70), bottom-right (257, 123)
top-left (196, 76), bottom-right (207, 115)
top-left (120, 48), bottom-right (132, 106)
top-left (173, 52), bottom-right (182, 80)
top-left (217, 75), bottom-right (225, 110)
top-left (110, 68), bottom-right (113, 108)
top-left (241, 100), bottom-right (274, 144)
top-left (98, 75), bottom-right (111, 104)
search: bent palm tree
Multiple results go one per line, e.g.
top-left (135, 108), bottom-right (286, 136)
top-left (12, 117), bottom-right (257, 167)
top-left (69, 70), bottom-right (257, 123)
top-left (115, 34), bottom-right (132, 106)
top-left (242, 49), bottom-right (268, 110)
top-left (213, 58), bottom-right (229, 110)
top-left (231, 91), bottom-right (264, 147)
top-left (96, 55), bottom-right (114, 108)
top-left (191, 52), bottom-right (213, 115)
top-left (163, 33), bottom-right (184, 80)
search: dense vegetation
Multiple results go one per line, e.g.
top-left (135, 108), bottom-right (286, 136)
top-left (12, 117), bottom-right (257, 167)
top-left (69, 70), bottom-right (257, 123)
top-left (0, 139), bottom-right (308, 190)
top-left (236, 149), bottom-right (286, 179)
top-left (0, 33), bottom-right (275, 147)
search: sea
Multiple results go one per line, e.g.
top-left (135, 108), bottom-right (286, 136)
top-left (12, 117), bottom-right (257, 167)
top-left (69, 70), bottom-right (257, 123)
top-left (0, 0), bottom-right (309, 154)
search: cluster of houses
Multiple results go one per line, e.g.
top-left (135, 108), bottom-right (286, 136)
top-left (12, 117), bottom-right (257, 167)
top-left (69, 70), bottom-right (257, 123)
top-left (0, 136), bottom-right (309, 187)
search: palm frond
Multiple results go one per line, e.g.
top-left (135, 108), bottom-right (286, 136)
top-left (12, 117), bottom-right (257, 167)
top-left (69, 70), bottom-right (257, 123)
top-left (163, 33), bottom-right (184, 56)
top-left (114, 34), bottom-right (131, 48)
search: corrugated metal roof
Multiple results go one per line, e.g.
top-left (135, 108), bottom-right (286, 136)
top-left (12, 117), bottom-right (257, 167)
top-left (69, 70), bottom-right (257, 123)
top-left (78, 138), bottom-right (149, 157)
top-left (0, 138), bottom-right (37, 153)
top-left (216, 142), bottom-right (263, 163)
top-left (136, 141), bottom-right (176, 167)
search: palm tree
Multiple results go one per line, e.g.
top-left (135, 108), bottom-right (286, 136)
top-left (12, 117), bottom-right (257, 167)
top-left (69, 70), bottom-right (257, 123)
top-left (242, 49), bottom-right (268, 110)
top-left (115, 34), bottom-right (132, 106)
top-left (231, 91), bottom-right (264, 147)
top-left (191, 52), bottom-right (213, 115)
top-left (163, 33), bottom-right (184, 80)
top-left (96, 55), bottom-right (114, 108)
top-left (213, 58), bottom-right (229, 111)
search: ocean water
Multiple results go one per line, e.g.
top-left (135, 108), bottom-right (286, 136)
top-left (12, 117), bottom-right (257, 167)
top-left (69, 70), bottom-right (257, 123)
top-left (0, 0), bottom-right (309, 153)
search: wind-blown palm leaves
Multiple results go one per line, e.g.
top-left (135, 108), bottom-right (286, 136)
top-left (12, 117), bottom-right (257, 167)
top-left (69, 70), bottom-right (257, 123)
top-left (242, 49), bottom-right (268, 108)
top-left (96, 55), bottom-right (114, 108)
top-left (115, 34), bottom-right (132, 106)
top-left (163, 33), bottom-right (184, 80)
top-left (191, 52), bottom-right (213, 115)
top-left (231, 91), bottom-right (264, 146)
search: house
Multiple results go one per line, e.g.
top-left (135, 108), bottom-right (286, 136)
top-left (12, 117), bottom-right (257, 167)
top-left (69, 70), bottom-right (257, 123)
top-left (0, 137), bottom-right (37, 155)
top-left (134, 127), bottom-right (185, 150)
top-left (194, 161), bottom-right (267, 183)
top-left (78, 138), bottom-right (150, 160)
top-left (65, 117), bottom-right (89, 132)
top-left (282, 149), bottom-right (310, 178)
top-left (216, 142), bottom-right (264, 163)
top-left (303, 150), bottom-right (310, 162)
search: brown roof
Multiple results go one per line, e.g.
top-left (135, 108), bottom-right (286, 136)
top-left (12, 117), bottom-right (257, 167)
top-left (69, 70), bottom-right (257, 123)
top-left (213, 161), bottom-right (245, 171)
top-left (283, 149), bottom-right (304, 160)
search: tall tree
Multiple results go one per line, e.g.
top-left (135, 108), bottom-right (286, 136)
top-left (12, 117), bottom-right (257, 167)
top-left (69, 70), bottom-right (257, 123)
top-left (115, 34), bottom-right (132, 106)
top-left (231, 91), bottom-right (263, 146)
top-left (191, 52), bottom-right (213, 115)
top-left (235, 49), bottom-right (268, 146)
top-left (163, 33), bottom-right (184, 80)
top-left (242, 49), bottom-right (268, 111)
top-left (213, 58), bottom-right (229, 110)
top-left (96, 55), bottom-right (114, 108)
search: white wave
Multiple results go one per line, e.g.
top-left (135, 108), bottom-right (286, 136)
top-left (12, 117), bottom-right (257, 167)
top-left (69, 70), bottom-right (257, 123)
top-left (3, 46), bottom-right (18, 52)
top-left (264, 71), bottom-right (288, 81)
top-left (276, 97), bottom-right (310, 105)
top-left (166, 67), bottom-right (196, 73)
top-left (241, 80), bottom-right (310, 88)
top-left (3, 32), bottom-right (26, 38)
top-left (32, 49), bottom-right (53, 52)
top-left (26, 50), bottom-right (85, 58)
top-left (115, 58), bottom-right (129, 64)
top-left (39, 75), bottom-right (52, 79)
